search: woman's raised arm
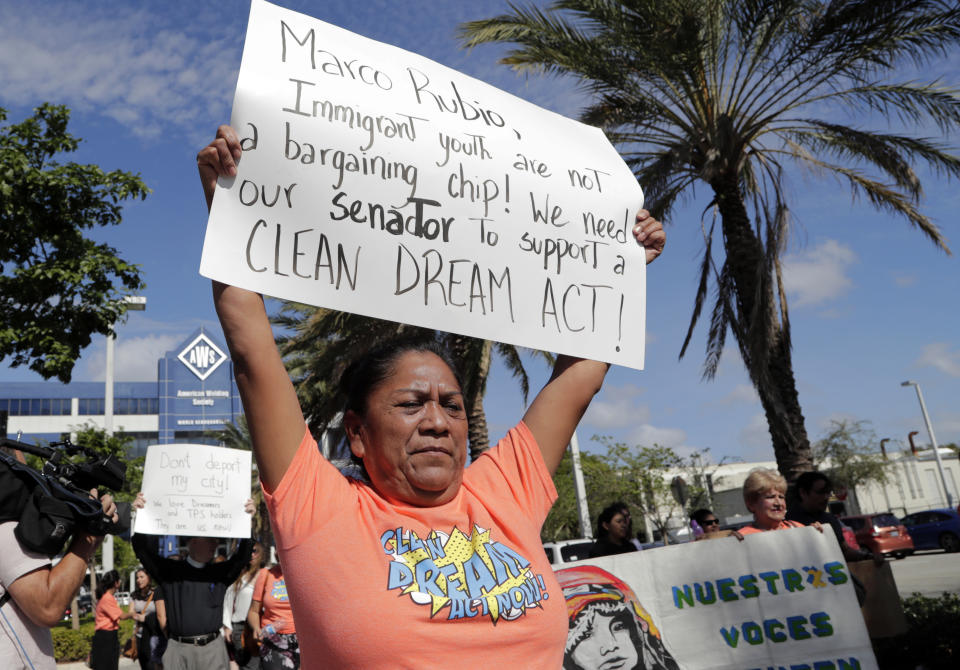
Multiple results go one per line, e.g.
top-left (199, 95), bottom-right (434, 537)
top-left (523, 211), bottom-right (665, 475)
top-left (198, 125), bottom-right (305, 490)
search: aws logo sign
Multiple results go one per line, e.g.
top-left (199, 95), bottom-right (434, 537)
top-left (177, 333), bottom-right (227, 381)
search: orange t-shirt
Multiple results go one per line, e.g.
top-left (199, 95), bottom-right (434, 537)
top-left (264, 421), bottom-right (567, 669)
top-left (94, 592), bottom-right (122, 631)
top-left (252, 566), bottom-right (295, 634)
top-left (739, 520), bottom-right (805, 535)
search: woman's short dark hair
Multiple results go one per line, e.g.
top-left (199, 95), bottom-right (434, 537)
top-left (339, 336), bottom-right (462, 416)
top-left (795, 471), bottom-right (831, 494)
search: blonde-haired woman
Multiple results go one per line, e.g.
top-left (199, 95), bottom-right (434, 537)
top-left (740, 469), bottom-right (821, 534)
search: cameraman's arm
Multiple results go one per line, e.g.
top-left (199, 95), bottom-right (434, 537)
top-left (7, 533), bottom-right (99, 627)
top-left (6, 490), bottom-right (115, 627)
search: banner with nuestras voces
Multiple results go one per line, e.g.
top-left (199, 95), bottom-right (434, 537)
top-left (555, 527), bottom-right (877, 670)
top-left (134, 443), bottom-right (252, 539)
top-left (200, 0), bottom-right (647, 369)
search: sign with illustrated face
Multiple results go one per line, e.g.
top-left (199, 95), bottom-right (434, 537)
top-left (177, 332), bottom-right (228, 381)
top-left (135, 443), bottom-right (252, 538)
top-left (200, 0), bottom-right (648, 369)
top-left (556, 528), bottom-right (877, 670)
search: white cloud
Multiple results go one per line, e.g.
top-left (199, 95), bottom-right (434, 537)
top-left (82, 333), bottom-right (187, 382)
top-left (917, 342), bottom-right (960, 377)
top-left (0, 5), bottom-right (239, 140)
top-left (781, 239), bottom-right (857, 307)
top-left (717, 383), bottom-right (759, 406)
top-left (894, 275), bottom-right (917, 287)
top-left (624, 424), bottom-right (688, 450)
top-left (583, 384), bottom-right (649, 429)
top-left (739, 413), bottom-right (771, 451)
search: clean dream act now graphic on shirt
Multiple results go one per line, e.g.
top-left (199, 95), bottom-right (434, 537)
top-left (380, 524), bottom-right (550, 623)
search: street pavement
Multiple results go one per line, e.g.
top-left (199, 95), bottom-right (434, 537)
top-left (59, 658), bottom-right (137, 669)
top-left (888, 549), bottom-right (960, 597)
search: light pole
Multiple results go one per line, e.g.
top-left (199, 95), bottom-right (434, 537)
top-left (104, 296), bottom-right (147, 436)
top-left (102, 295), bottom-right (146, 573)
top-left (878, 438), bottom-right (893, 512)
top-left (569, 431), bottom-right (593, 539)
top-left (901, 380), bottom-right (953, 507)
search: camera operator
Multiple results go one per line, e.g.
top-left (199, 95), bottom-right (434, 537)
top-left (0, 445), bottom-right (119, 670)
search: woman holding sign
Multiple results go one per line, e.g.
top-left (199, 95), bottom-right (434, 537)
top-left (198, 125), bottom-right (665, 668)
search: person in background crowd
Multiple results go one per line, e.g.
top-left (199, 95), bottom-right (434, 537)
top-left (690, 508), bottom-right (742, 541)
top-left (131, 568), bottom-right (165, 670)
top-left (133, 493), bottom-right (254, 670)
top-left (739, 469), bottom-right (822, 535)
top-left (224, 542), bottom-right (266, 670)
top-left (690, 508), bottom-right (721, 538)
top-left (248, 561), bottom-right (297, 670)
top-left (787, 471), bottom-right (883, 564)
top-left (197, 123), bottom-right (666, 668)
top-left (589, 502), bottom-right (640, 558)
top-left (91, 569), bottom-right (134, 670)
top-left (1, 442), bottom-right (117, 670)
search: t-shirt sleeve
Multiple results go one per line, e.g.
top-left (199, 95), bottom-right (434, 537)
top-left (464, 421), bottom-right (557, 525)
top-left (251, 568), bottom-right (269, 603)
top-left (0, 522), bottom-right (51, 592)
top-left (101, 594), bottom-right (123, 623)
top-left (262, 426), bottom-right (355, 550)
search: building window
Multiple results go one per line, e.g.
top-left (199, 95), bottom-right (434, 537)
top-left (78, 398), bottom-right (105, 415)
top-left (0, 398), bottom-right (72, 416)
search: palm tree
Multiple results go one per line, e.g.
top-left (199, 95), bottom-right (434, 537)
top-left (272, 303), bottom-right (548, 462)
top-left (460, 0), bottom-right (960, 481)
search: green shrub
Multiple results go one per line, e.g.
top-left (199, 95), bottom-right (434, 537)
top-left (874, 592), bottom-right (960, 670)
top-left (52, 615), bottom-right (136, 662)
top-left (52, 627), bottom-right (90, 663)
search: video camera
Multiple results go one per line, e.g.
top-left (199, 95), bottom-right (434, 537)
top-left (0, 436), bottom-right (131, 556)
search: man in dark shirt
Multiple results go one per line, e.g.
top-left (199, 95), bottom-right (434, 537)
top-left (132, 495), bottom-right (253, 670)
top-left (786, 471), bottom-right (882, 565)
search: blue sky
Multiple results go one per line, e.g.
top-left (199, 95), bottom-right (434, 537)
top-left (1, 0), bottom-right (958, 464)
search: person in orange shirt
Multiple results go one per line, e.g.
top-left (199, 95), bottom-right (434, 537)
top-left (197, 124), bottom-right (666, 668)
top-left (248, 562), bottom-right (296, 670)
top-left (738, 469), bottom-right (822, 535)
top-left (91, 570), bottom-right (134, 670)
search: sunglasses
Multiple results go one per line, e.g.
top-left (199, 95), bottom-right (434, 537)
top-left (701, 519), bottom-right (720, 526)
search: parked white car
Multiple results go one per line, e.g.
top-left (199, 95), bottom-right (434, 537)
top-left (542, 539), bottom-right (594, 566)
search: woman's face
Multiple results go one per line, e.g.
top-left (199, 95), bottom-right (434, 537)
top-left (604, 512), bottom-right (631, 543)
top-left (700, 515), bottom-right (720, 535)
top-left (249, 544), bottom-right (263, 568)
top-left (571, 611), bottom-right (639, 670)
top-left (346, 351), bottom-right (468, 506)
top-left (135, 570), bottom-right (149, 590)
top-left (747, 487), bottom-right (786, 529)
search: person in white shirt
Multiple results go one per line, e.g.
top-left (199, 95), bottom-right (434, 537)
top-left (223, 542), bottom-right (265, 670)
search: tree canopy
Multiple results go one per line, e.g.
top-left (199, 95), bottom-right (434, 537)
top-left (461, 0), bottom-right (960, 480)
top-left (0, 104), bottom-right (148, 382)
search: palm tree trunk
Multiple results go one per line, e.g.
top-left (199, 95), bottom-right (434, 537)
top-left (447, 335), bottom-right (493, 461)
top-left (466, 340), bottom-right (492, 462)
top-left (712, 174), bottom-right (813, 482)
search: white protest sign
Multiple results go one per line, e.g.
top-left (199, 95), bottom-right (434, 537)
top-left (134, 443), bottom-right (252, 539)
top-left (201, 0), bottom-right (647, 369)
top-left (555, 528), bottom-right (877, 669)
